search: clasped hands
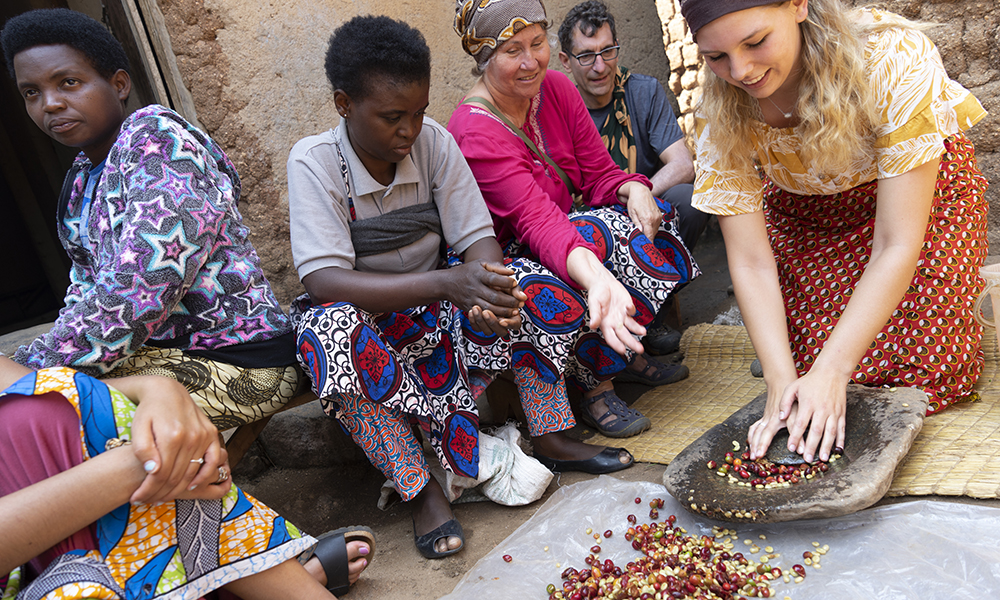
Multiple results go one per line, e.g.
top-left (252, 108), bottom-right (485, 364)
top-left (113, 376), bottom-right (232, 505)
top-left (451, 260), bottom-right (527, 338)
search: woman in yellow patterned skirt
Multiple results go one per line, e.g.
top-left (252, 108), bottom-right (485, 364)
top-left (0, 358), bottom-right (372, 599)
top-left (680, 0), bottom-right (988, 464)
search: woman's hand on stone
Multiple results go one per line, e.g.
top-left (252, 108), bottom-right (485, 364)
top-left (749, 370), bottom-right (847, 463)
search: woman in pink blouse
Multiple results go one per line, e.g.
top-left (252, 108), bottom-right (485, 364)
top-left (448, 0), bottom-right (698, 443)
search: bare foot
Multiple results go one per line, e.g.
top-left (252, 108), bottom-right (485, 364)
top-left (411, 478), bottom-right (462, 555)
top-left (532, 430), bottom-right (630, 465)
top-left (302, 539), bottom-right (371, 587)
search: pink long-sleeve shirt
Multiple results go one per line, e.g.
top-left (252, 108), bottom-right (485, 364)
top-left (448, 70), bottom-right (649, 285)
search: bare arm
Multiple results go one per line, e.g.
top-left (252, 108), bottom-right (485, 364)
top-left (0, 445), bottom-right (145, 575)
top-left (0, 356), bottom-right (30, 390)
top-left (717, 211), bottom-right (800, 451)
top-left (649, 138), bottom-right (695, 198)
top-left (745, 158), bottom-right (940, 462)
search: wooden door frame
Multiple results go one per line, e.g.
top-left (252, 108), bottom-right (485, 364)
top-left (105, 0), bottom-right (201, 127)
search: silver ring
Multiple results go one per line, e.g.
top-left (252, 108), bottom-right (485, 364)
top-left (216, 467), bottom-right (230, 484)
top-left (191, 457), bottom-right (205, 465)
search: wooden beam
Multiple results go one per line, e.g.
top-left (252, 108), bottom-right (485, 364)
top-left (133, 0), bottom-right (203, 128)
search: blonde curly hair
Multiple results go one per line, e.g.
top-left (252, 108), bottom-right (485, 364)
top-left (697, 0), bottom-right (925, 175)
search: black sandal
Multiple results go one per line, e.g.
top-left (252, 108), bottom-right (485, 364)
top-left (299, 526), bottom-right (375, 596)
top-left (413, 517), bottom-right (464, 559)
top-left (579, 390), bottom-right (652, 438)
top-left (615, 353), bottom-right (690, 386)
top-left (534, 446), bottom-right (634, 474)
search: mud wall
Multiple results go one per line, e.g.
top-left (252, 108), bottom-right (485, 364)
top-left (155, 0), bottom-right (672, 302)
top-left (657, 0), bottom-right (999, 247)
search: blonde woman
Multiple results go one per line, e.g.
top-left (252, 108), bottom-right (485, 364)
top-left (682, 0), bottom-right (988, 463)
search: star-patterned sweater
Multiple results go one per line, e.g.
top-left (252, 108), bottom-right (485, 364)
top-left (13, 105), bottom-right (292, 375)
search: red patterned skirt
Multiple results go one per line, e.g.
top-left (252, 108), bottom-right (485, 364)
top-left (763, 133), bottom-right (989, 414)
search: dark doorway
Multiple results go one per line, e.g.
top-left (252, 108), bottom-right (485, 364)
top-left (0, 0), bottom-right (164, 336)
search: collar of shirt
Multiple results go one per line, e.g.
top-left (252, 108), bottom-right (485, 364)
top-left (334, 121), bottom-right (421, 198)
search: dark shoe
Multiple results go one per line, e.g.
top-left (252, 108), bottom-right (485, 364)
top-left (579, 389), bottom-right (651, 438)
top-left (299, 526), bottom-right (376, 596)
top-left (413, 517), bottom-right (464, 559)
top-left (644, 324), bottom-right (682, 355)
top-left (615, 353), bottom-right (690, 386)
top-left (534, 446), bottom-right (634, 474)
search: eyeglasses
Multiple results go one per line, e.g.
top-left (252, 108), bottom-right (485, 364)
top-left (570, 45), bottom-right (620, 66)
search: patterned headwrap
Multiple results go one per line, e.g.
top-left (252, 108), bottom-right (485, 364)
top-left (679, 0), bottom-right (780, 34)
top-left (454, 0), bottom-right (548, 71)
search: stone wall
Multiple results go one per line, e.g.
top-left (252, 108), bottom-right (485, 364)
top-left (656, 0), bottom-right (999, 247)
top-left (155, 0), bottom-right (671, 302)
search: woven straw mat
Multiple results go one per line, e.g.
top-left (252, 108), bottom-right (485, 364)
top-left (587, 323), bottom-right (1000, 499)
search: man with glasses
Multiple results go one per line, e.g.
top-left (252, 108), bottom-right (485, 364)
top-left (557, 0), bottom-right (707, 356)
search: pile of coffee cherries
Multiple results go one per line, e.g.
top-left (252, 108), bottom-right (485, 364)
top-left (706, 444), bottom-right (841, 491)
top-left (544, 500), bottom-right (824, 600)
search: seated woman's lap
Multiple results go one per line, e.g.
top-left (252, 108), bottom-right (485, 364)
top-left (293, 290), bottom-right (579, 489)
top-left (102, 347), bottom-right (301, 430)
top-left (0, 392), bottom-right (98, 575)
top-left (507, 205), bottom-right (697, 390)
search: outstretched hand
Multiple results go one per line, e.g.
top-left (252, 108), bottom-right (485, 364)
top-left (586, 272), bottom-right (646, 356)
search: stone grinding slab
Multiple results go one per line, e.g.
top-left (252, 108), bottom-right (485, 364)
top-left (663, 384), bottom-right (928, 523)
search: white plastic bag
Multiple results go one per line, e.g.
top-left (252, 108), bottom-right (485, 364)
top-left (379, 422), bottom-right (552, 508)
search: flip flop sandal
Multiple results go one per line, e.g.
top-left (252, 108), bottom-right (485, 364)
top-left (413, 517), bottom-right (464, 559)
top-left (298, 526), bottom-right (375, 596)
top-left (579, 390), bottom-right (652, 438)
top-left (534, 446), bottom-right (634, 474)
top-left (615, 353), bottom-right (690, 386)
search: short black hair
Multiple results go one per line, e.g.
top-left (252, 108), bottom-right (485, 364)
top-left (1, 8), bottom-right (129, 80)
top-left (558, 0), bottom-right (617, 55)
top-left (324, 15), bottom-right (431, 100)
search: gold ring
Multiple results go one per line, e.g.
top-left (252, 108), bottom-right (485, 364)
top-left (216, 467), bottom-right (230, 484)
top-left (191, 458), bottom-right (205, 465)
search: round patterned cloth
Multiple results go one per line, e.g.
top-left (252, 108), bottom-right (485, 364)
top-left (103, 346), bottom-right (302, 429)
top-left (764, 134), bottom-right (988, 414)
top-left (510, 201), bottom-right (700, 389)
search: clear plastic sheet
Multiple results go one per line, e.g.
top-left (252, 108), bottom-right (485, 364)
top-left (440, 476), bottom-right (1000, 599)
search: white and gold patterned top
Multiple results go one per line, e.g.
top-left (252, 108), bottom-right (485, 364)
top-left (691, 9), bottom-right (987, 216)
